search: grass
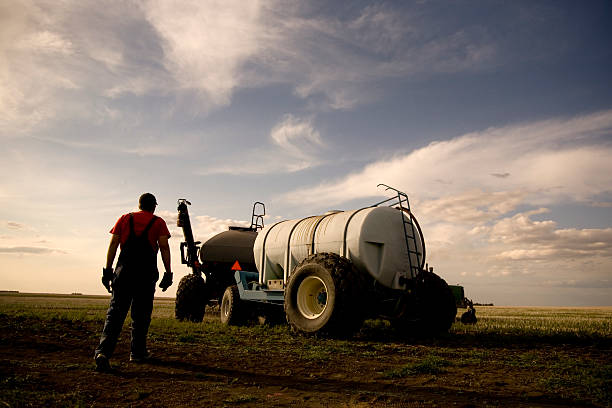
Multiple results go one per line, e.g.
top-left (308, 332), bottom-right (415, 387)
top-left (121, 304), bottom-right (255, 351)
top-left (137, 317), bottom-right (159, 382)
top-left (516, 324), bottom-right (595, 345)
top-left (450, 306), bottom-right (612, 338)
top-left (539, 357), bottom-right (612, 403)
top-left (177, 333), bottom-right (198, 343)
top-left (1, 380), bottom-right (89, 408)
top-left (384, 354), bottom-right (451, 378)
top-left (2, 293), bottom-right (610, 340)
top-left (1, 293), bottom-right (611, 406)
top-left (2, 294), bottom-right (611, 354)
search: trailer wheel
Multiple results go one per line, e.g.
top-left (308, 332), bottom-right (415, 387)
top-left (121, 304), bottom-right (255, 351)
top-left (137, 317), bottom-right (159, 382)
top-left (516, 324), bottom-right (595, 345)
top-left (422, 272), bottom-right (457, 334)
top-left (394, 271), bottom-right (457, 335)
top-left (220, 285), bottom-right (244, 325)
top-left (434, 273), bottom-right (457, 332)
top-left (175, 274), bottom-right (208, 322)
top-left (284, 253), bottom-right (365, 337)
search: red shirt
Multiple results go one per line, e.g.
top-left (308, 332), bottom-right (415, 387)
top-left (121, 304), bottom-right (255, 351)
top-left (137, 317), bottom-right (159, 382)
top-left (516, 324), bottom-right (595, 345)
top-left (110, 211), bottom-right (171, 253)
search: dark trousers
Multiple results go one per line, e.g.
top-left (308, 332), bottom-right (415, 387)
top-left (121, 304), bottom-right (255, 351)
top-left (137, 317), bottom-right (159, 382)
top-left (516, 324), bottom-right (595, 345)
top-left (95, 268), bottom-right (157, 359)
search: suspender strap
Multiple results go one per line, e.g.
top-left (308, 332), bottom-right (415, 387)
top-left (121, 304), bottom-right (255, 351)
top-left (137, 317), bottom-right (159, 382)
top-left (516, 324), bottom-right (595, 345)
top-left (142, 215), bottom-right (158, 236)
top-left (128, 213), bottom-right (158, 237)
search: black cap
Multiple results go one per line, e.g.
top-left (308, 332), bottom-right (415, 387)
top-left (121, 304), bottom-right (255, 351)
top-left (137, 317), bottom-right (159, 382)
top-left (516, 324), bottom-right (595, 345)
top-left (139, 193), bottom-right (157, 211)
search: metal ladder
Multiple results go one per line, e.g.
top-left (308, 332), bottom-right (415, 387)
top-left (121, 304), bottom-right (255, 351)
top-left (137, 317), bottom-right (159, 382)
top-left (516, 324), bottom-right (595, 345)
top-left (374, 184), bottom-right (423, 280)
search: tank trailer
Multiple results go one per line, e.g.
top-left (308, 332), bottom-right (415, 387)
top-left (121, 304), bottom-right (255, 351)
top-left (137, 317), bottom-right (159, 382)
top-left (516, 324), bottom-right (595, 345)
top-left (175, 185), bottom-right (457, 337)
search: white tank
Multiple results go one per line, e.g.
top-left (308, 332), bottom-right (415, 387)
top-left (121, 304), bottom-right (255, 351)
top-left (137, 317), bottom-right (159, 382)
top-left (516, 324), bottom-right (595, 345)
top-left (253, 206), bottom-right (424, 290)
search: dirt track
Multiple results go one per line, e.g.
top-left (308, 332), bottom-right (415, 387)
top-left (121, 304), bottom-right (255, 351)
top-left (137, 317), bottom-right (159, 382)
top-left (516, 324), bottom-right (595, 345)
top-left (1, 304), bottom-right (610, 408)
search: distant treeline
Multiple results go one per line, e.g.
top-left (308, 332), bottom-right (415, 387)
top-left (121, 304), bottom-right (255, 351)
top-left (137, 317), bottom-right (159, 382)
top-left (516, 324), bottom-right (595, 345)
top-left (474, 302), bottom-right (494, 306)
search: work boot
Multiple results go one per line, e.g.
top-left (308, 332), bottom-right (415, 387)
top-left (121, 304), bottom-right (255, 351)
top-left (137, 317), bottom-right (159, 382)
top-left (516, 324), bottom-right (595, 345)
top-left (130, 350), bottom-right (152, 363)
top-left (95, 353), bottom-right (111, 372)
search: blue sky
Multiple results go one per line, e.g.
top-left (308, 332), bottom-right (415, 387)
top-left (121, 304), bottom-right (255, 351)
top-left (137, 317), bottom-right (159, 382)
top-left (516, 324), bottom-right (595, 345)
top-left (1, 0), bottom-right (611, 305)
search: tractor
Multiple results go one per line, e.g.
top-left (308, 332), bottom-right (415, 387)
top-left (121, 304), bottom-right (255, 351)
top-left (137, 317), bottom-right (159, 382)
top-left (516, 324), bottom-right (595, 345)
top-left (174, 185), bottom-right (457, 337)
top-left (449, 284), bottom-right (477, 324)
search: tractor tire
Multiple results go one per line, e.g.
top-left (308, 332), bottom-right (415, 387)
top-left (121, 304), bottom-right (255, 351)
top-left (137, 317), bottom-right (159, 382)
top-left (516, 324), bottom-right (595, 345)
top-left (220, 285), bottom-right (244, 325)
top-left (461, 309), bottom-right (477, 324)
top-left (394, 271), bottom-right (457, 336)
top-left (284, 253), bottom-right (366, 337)
top-left (175, 274), bottom-right (208, 322)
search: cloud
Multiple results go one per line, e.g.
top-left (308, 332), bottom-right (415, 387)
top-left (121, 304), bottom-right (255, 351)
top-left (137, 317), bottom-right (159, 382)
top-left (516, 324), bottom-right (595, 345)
top-left (6, 222), bottom-right (26, 230)
top-left (2, 221), bottom-right (39, 234)
top-left (0, 246), bottom-right (66, 255)
top-left (1, 0), bottom-right (505, 137)
top-left (280, 109), bottom-right (612, 209)
top-left (425, 207), bottom-right (612, 288)
top-left (270, 114), bottom-right (324, 156)
top-left (193, 215), bottom-right (249, 242)
top-left (269, 110), bottom-right (612, 287)
top-left (16, 30), bottom-right (74, 55)
top-left (200, 115), bottom-right (326, 174)
top-left (142, 0), bottom-right (263, 108)
top-left (487, 208), bottom-right (556, 244)
top-left (0, 1), bottom-right (70, 133)
top-left (419, 190), bottom-right (526, 224)
top-left (259, 3), bottom-right (497, 110)
top-left (0, 0), bottom-right (168, 135)
top-left (539, 279), bottom-right (612, 289)
top-left (490, 211), bottom-right (612, 260)
top-left (158, 208), bottom-right (250, 244)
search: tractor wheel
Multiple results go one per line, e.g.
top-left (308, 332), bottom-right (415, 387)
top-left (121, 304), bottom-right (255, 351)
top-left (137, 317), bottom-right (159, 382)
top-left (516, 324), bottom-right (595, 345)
top-left (461, 308), bottom-right (477, 324)
top-left (175, 274), bottom-right (208, 322)
top-left (394, 271), bottom-right (457, 336)
top-left (220, 285), bottom-right (244, 325)
top-left (284, 253), bottom-right (366, 337)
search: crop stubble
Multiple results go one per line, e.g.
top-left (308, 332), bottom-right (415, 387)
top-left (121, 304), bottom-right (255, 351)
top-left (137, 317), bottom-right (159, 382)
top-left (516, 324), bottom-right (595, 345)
top-left (0, 293), bottom-right (610, 407)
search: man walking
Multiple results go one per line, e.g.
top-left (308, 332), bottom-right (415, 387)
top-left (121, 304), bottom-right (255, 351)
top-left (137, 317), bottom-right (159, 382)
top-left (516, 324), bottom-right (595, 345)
top-left (94, 193), bottom-right (173, 372)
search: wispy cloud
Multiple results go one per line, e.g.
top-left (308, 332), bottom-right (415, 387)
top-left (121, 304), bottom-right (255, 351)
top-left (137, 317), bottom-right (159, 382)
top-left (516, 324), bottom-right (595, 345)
top-left (0, 218), bottom-right (72, 257)
top-left (2, 220), bottom-right (39, 234)
top-left (0, 246), bottom-right (66, 255)
top-left (199, 115), bottom-right (326, 175)
top-left (539, 279), bottom-right (612, 289)
top-left (0, 0), bottom-right (170, 135)
top-left (6, 222), bottom-right (27, 230)
top-left (419, 190), bottom-right (527, 224)
top-left (257, 3), bottom-right (498, 110)
top-left (193, 215), bottom-right (249, 242)
top-left (270, 114), bottom-right (324, 156)
top-left (143, 0), bottom-right (263, 108)
top-left (1, 0), bottom-right (505, 137)
top-left (158, 208), bottom-right (251, 242)
top-left (279, 109), bottom-right (612, 208)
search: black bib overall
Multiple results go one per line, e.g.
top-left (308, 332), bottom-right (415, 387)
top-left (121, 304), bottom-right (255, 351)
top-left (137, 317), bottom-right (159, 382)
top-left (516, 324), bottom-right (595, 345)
top-left (95, 214), bottom-right (159, 359)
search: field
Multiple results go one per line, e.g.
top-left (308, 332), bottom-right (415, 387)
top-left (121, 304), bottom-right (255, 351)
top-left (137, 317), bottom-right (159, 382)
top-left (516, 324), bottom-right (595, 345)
top-left (0, 293), bottom-right (610, 407)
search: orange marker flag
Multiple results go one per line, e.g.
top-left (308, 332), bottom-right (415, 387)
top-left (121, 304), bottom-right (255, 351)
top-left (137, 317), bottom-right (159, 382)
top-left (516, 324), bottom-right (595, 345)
top-left (231, 260), bottom-right (242, 271)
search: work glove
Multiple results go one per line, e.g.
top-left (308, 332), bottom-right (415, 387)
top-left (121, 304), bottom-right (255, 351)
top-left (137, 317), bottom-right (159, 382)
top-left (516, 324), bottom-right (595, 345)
top-left (159, 272), bottom-right (173, 292)
top-left (102, 267), bottom-right (114, 293)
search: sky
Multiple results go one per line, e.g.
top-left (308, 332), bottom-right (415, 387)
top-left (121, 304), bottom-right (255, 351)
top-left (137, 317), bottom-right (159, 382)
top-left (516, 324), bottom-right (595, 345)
top-left (1, 0), bottom-right (611, 306)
